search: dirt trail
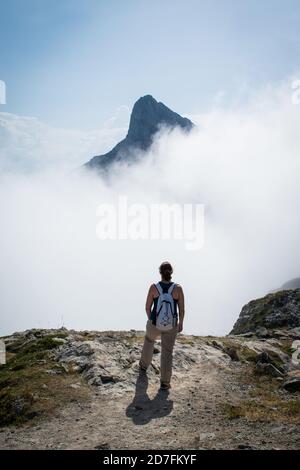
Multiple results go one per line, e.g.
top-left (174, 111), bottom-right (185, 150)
top-left (1, 355), bottom-right (299, 450)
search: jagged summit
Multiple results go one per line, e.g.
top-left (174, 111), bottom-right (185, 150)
top-left (85, 95), bottom-right (194, 170)
top-left (127, 95), bottom-right (193, 147)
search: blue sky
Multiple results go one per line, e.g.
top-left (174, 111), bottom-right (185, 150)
top-left (1, 0), bottom-right (300, 128)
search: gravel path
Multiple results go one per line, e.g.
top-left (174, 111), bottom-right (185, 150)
top-left (1, 354), bottom-right (299, 450)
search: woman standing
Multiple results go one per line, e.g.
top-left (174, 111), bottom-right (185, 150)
top-left (139, 262), bottom-right (185, 390)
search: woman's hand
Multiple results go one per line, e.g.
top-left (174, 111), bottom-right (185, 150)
top-left (177, 321), bottom-right (183, 333)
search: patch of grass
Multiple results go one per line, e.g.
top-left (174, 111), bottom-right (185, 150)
top-left (206, 337), bottom-right (262, 362)
top-left (238, 346), bottom-right (259, 363)
top-left (278, 339), bottom-right (294, 357)
top-left (233, 344), bottom-right (285, 368)
top-left (79, 331), bottom-right (97, 341)
top-left (21, 335), bottom-right (65, 354)
top-left (221, 403), bottom-right (244, 420)
top-left (221, 372), bottom-right (300, 425)
top-left (240, 363), bottom-right (283, 392)
top-left (0, 334), bottom-right (90, 427)
top-left (221, 397), bottom-right (300, 424)
top-left (177, 336), bottom-right (195, 346)
top-left (221, 360), bottom-right (300, 424)
top-left (4, 332), bottom-right (68, 354)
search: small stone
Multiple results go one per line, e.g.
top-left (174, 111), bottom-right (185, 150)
top-left (283, 377), bottom-right (300, 392)
top-left (256, 351), bottom-right (270, 364)
top-left (69, 383), bottom-right (81, 389)
top-left (199, 432), bottom-right (215, 441)
top-left (256, 327), bottom-right (269, 338)
top-left (226, 347), bottom-right (239, 361)
top-left (95, 443), bottom-right (110, 450)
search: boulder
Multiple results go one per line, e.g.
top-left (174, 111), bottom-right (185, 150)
top-left (231, 290), bottom-right (300, 335)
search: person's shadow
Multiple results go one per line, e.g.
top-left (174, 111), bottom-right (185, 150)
top-left (126, 370), bottom-right (174, 425)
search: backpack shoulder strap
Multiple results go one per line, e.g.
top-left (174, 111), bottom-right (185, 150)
top-left (168, 283), bottom-right (176, 295)
top-left (155, 283), bottom-right (163, 295)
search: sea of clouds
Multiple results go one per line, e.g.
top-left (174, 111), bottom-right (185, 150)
top-left (1, 80), bottom-right (300, 336)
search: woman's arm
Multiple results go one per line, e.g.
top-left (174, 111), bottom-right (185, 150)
top-left (145, 284), bottom-right (155, 319)
top-left (177, 285), bottom-right (185, 332)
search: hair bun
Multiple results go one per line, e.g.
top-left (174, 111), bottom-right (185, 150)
top-left (159, 262), bottom-right (173, 281)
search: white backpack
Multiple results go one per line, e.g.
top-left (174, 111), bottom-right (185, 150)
top-left (155, 282), bottom-right (176, 331)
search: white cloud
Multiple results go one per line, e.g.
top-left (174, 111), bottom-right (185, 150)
top-left (0, 110), bottom-right (128, 173)
top-left (0, 79), bottom-right (300, 337)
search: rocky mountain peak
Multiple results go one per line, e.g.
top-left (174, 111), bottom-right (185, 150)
top-left (85, 95), bottom-right (194, 170)
top-left (126, 95), bottom-right (193, 148)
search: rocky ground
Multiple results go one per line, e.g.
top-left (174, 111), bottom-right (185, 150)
top-left (0, 320), bottom-right (300, 450)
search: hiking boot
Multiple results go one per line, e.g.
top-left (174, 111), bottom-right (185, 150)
top-left (139, 361), bottom-right (147, 372)
top-left (160, 382), bottom-right (171, 390)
